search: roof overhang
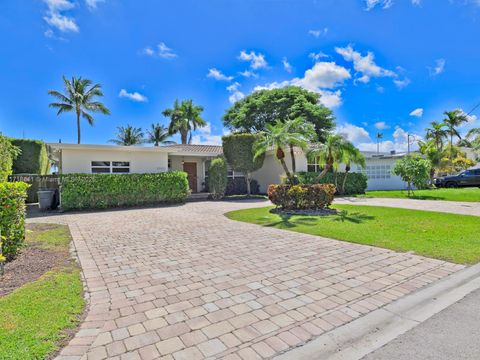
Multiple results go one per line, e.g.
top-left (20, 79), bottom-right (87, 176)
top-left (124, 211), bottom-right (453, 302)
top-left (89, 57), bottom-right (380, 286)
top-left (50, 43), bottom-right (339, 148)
top-left (47, 143), bottom-right (171, 153)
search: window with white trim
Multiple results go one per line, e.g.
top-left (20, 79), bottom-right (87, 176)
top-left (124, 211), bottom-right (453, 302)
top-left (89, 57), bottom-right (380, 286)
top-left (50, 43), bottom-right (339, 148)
top-left (227, 165), bottom-right (244, 178)
top-left (307, 159), bottom-right (323, 173)
top-left (91, 161), bottom-right (130, 174)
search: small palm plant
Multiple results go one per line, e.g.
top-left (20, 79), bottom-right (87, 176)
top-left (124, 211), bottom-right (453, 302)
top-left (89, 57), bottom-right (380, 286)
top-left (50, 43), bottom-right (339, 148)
top-left (443, 109), bottom-right (468, 161)
top-left (425, 121), bottom-right (448, 151)
top-left (308, 134), bottom-right (353, 181)
top-left (109, 125), bottom-right (144, 146)
top-left (254, 118), bottom-right (313, 183)
top-left (48, 76), bottom-right (110, 144)
top-left (147, 123), bottom-right (175, 146)
top-left (340, 142), bottom-right (366, 194)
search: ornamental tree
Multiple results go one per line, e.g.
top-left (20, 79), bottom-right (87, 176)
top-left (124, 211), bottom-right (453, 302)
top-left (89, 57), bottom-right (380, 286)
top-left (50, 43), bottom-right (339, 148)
top-left (222, 133), bottom-right (265, 196)
top-left (393, 155), bottom-right (431, 196)
top-left (223, 86), bottom-right (335, 142)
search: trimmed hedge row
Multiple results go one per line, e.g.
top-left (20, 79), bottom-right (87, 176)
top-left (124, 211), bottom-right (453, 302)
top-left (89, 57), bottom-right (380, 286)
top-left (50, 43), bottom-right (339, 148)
top-left (208, 157), bottom-right (228, 200)
top-left (296, 172), bottom-right (368, 195)
top-left (0, 181), bottom-right (29, 261)
top-left (60, 172), bottom-right (189, 210)
top-left (226, 178), bottom-right (260, 196)
top-left (268, 184), bottom-right (336, 210)
top-left (11, 139), bottom-right (50, 175)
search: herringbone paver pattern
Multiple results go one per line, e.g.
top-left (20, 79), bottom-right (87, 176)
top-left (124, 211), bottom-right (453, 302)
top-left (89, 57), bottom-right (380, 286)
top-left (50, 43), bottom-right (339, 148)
top-left (29, 200), bottom-right (463, 360)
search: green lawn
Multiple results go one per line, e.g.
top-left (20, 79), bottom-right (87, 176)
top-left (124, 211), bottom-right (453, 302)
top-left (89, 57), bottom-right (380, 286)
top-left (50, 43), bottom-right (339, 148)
top-left (226, 205), bottom-right (480, 264)
top-left (360, 187), bottom-right (480, 202)
top-left (0, 225), bottom-right (84, 360)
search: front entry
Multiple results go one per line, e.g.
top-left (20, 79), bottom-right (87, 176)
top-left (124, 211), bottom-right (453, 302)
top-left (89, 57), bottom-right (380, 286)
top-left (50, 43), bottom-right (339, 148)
top-left (183, 162), bottom-right (198, 193)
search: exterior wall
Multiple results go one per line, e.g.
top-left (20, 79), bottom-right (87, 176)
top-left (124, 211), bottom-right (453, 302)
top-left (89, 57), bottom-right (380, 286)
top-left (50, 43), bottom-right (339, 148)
top-left (61, 149), bottom-right (168, 174)
top-left (169, 156), bottom-right (207, 192)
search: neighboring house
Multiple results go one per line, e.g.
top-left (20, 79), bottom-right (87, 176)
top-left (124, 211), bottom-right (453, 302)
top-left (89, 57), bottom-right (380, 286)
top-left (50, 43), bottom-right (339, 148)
top-left (48, 143), bottom-right (409, 193)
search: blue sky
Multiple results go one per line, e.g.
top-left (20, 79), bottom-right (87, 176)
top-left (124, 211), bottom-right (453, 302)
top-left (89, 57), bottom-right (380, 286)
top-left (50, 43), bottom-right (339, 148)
top-left (1, 0), bottom-right (480, 151)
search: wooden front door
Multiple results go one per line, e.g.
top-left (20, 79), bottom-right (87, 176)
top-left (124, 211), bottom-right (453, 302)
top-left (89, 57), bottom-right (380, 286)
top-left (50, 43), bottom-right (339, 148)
top-left (183, 162), bottom-right (198, 193)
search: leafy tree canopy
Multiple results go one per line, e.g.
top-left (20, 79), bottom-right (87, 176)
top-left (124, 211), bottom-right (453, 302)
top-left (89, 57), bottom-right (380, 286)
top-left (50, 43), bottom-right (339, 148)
top-left (393, 155), bottom-right (431, 194)
top-left (223, 86), bottom-right (335, 142)
top-left (222, 133), bottom-right (265, 174)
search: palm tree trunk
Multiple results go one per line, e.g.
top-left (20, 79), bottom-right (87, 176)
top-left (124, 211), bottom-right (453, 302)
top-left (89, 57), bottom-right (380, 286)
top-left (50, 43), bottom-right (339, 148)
top-left (279, 158), bottom-right (292, 182)
top-left (76, 110), bottom-right (81, 144)
top-left (341, 171), bottom-right (349, 194)
top-left (289, 144), bottom-right (296, 173)
top-left (180, 130), bottom-right (188, 144)
top-left (316, 164), bottom-right (331, 181)
top-left (246, 172), bottom-right (251, 196)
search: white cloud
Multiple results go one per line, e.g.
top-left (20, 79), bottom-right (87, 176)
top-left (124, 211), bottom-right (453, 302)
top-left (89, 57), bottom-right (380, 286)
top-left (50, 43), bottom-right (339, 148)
top-left (337, 123), bottom-right (371, 143)
top-left (428, 58), bottom-right (446, 77)
top-left (456, 108), bottom-right (478, 125)
top-left (374, 121), bottom-right (390, 130)
top-left (190, 122), bottom-right (229, 145)
top-left (239, 70), bottom-right (259, 78)
top-left (335, 45), bottom-right (395, 84)
top-left (376, 85), bottom-right (385, 93)
top-left (282, 57), bottom-right (292, 73)
top-left (394, 78), bottom-right (411, 89)
top-left (226, 82), bottom-right (245, 104)
top-left (118, 89), bottom-right (148, 102)
top-left (409, 108), bottom-right (424, 117)
top-left (85, 0), bottom-right (104, 10)
top-left (411, 0), bottom-right (421, 5)
top-left (364, 0), bottom-right (394, 10)
top-left (308, 28), bottom-right (328, 38)
top-left (358, 126), bottom-right (421, 152)
top-left (238, 50), bottom-right (268, 69)
top-left (309, 52), bottom-right (329, 62)
top-left (207, 68), bottom-right (233, 81)
top-left (143, 42), bottom-right (177, 59)
top-left (43, 0), bottom-right (78, 33)
top-left (253, 61), bottom-right (350, 109)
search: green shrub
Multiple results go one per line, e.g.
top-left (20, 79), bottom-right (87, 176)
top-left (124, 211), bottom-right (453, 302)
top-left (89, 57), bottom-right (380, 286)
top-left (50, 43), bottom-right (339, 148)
top-left (0, 136), bottom-right (20, 181)
top-left (60, 172), bottom-right (189, 210)
top-left (0, 182), bottom-right (29, 261)
top-left (208, 157), bottom-right (228, 200)
top-left (11, 139), bottom-right (50, 175)
top-left (296, 172), bottom-right (368, 195)
top-left (268, 184), bottom-right (336, 210)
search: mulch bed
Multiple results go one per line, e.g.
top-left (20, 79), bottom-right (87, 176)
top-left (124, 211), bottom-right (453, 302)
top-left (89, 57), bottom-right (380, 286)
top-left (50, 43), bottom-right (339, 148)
top-left (270, 207), bottom-right (338, 216)
top-left (0, 224), bottom-right (70, 298)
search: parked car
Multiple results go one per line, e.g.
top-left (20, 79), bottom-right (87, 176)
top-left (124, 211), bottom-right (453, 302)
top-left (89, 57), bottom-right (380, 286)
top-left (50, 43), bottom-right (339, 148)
top-left (434, 168), bottom-right (480, 188)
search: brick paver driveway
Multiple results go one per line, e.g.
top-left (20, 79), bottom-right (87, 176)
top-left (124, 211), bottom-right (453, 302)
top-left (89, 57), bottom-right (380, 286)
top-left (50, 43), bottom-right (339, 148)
top-left (29, 200), bottom-right (463, 360)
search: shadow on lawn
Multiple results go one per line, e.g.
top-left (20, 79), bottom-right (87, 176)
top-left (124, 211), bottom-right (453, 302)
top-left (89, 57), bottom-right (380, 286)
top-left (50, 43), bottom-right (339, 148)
top-left (266, 209), bottom-right (375, 227)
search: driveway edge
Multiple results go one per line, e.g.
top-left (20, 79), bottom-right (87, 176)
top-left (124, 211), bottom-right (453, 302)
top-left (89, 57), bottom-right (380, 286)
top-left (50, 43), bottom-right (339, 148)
top-left (274, 262), bottom-right (480, 360)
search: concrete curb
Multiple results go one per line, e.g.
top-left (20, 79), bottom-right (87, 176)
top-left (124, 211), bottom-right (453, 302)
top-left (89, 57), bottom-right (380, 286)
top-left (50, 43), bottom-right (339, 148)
top-left (275, 262), bottom-right (480, 360)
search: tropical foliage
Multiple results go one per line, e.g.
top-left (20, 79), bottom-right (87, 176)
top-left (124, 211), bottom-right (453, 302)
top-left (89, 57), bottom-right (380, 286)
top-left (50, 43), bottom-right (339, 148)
top-left (147, 123), bottom-right (174, 146)
top-left (223, 86), bottom-right (335, 142)
top-left (296, 172), bottom-right (368, 195)
top-left (0, 135), bottom-right (20, 181)
top-left (268, 183), bottom-right (336, 210)
top-left (393, 155), bottom-right (431, 195)
top-left (109, 125), bottom-right (145, 146)
top-left (163, 99), bottom-right (206, 144)
top-left (222, 133), bottom-right (265, 196)
top-left (48, 76), bottom-right (110, 144)
top-left (207, 157), bottom-right (228, 200)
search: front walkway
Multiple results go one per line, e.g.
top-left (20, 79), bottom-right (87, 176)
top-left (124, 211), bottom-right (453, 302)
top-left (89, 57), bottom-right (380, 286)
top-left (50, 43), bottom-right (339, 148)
top-left (335, 197), bottom-right (480, 216)
top-left (29, 201), bottom-right (463, 360)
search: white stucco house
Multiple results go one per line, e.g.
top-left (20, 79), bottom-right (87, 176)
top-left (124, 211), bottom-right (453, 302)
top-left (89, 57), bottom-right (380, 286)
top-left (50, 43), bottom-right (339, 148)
top-left (48, 143), bottom-right (409, 193)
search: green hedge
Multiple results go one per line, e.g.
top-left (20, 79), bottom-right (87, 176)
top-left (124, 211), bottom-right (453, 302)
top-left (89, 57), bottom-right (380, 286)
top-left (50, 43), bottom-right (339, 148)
top-left (11, 139), bottom-right (50, 175)
top-left (208, 157), bottom-right (228, 200)
top-left (60, 172), bottom-right (189, 210)
top-left (268, 184), bottom-right (336, 210)
top-left (0, 182), bottom-right (29, 261)
top-left (0, 135), bottom-right (20, 181)
top-left (296, 172), bottom-right (368, 195)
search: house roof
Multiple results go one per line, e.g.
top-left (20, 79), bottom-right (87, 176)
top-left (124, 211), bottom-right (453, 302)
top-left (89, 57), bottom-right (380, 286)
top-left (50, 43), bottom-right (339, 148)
top-left (47, 143), bottom-right (171, 152)
top-left (164, 144), bottom-right (223, 156)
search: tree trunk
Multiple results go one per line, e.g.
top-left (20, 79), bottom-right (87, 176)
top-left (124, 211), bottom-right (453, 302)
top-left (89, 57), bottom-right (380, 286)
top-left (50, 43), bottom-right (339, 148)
top-left (279, 159), bottom-right (292, 182)
top-left (246, 172), bottom-right (251, 197)
top-left (316, 163), bottom-right (331, 181)
top-left (342, 171), bottom-right (349, 194)
top-left (289, 144), bottom-right (296, 173)
top-left (180, 130), bottom-right (188, 144)
top-left (334, 170), bottom-right (338, 189)
top-left (76, 110), bottom-right (81, 144)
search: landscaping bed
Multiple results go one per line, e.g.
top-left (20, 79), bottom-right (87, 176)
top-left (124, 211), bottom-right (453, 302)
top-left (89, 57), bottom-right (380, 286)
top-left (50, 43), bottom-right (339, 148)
top-left (361, 188), bottom-right (480, 202)
top-left (226, 205), bottom-right (480, 264)
top-left (0, 223), bottom-right (84, 360)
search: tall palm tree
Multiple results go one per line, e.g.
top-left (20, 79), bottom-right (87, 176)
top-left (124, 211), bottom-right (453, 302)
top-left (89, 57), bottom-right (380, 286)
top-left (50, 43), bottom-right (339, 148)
top-left (109, 125), bottom-right (144, 146)
top-left (254, 120), bottom-right (311, 182)
top-left (425, 121), bottom-right (448, 151)
top-left (48, 76), bottom-right (110, 144)
top-left (340, 142), bottom-right (366, 194)
top-left (308, 134), bottom-right (352, 181)
top-left (283, 117), bottom-right (316, 173)
top-left (376, 132), bottom-right (383, 154)
top-left (443, 109), bottom-right (468, 160)
top-left (162, 99), bottom-right (206, 144)
top-left (147, 123), bottom-right (175, 146)
top-left (418, 139), bottom-right (444, 185)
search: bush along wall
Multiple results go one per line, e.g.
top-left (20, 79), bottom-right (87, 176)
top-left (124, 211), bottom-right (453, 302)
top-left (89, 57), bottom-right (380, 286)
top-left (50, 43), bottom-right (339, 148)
top-left (11, 139), bottom-right (50, 175)
top-left (268, 184), bottom-right (336, 210)
top-left (60, 172), bottom-right (189, 210)
top-left (226, 178), bottom-right (260, 196)
top-left (0, 181), bottom-right (29, 261)
top-left (296, 172), bottom-right (368, 195)
top-left (207, 157), bottom-right (228, 200)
